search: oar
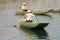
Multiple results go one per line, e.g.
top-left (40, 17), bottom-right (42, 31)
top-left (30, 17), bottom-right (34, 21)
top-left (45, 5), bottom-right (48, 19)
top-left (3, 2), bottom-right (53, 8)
top-left (14, 15), bottom-right (26, 27)
top-left (14, 20), bottom-right (21, 27)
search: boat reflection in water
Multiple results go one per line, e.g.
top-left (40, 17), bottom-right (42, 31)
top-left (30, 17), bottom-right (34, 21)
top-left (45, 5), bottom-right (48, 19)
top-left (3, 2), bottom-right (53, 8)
top-left (20, 26), bottom-right (49, 40)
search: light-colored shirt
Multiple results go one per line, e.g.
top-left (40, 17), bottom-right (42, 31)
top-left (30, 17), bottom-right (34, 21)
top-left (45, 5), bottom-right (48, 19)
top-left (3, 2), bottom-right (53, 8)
top-left (25, 13), bottom-right (35, 20)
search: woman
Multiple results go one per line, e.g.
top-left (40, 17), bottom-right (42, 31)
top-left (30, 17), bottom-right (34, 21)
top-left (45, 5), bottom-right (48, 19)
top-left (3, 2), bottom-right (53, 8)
top-left (21, 3), bottom-right (28, 12)
top-left (14, 10), bottom-right (35, 27)
top-left (22, 10), bottom-right (35, 22)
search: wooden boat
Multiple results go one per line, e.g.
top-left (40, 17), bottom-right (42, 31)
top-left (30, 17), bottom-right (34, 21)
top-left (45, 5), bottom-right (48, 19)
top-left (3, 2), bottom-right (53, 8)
top-left (16, 9), bottom-right (53, 16)
top-left (20, 21), bottom-right (49, 29)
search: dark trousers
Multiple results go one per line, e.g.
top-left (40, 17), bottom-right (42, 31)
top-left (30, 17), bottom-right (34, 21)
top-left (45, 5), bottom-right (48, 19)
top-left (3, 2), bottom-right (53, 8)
top-left (26, 20), bottom-right (33, 22)
top-left (23, 9), bottom-right (27, 12)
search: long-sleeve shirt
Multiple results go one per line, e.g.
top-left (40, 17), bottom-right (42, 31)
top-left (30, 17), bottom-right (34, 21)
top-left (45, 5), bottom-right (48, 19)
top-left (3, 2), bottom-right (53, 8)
top-left (25, 13), bottom-right (35, 20)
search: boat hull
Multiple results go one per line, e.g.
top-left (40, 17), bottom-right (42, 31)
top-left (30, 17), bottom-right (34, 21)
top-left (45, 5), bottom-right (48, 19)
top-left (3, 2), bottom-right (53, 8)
top-left (16, 9), bottom-right (53, 16)
top-left (20, 22), bottom-right (49, 29)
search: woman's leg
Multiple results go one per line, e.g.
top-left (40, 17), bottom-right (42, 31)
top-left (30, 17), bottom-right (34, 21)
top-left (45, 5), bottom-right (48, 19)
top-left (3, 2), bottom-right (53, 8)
top-left (26, 20), bottom-right (30, 22)
top-left (30, 20), bottom-right (33, 22)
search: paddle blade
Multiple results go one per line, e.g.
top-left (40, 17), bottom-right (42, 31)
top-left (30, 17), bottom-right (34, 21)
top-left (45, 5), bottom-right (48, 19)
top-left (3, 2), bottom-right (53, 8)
top-left (14, 25), bottom-right (16, 27)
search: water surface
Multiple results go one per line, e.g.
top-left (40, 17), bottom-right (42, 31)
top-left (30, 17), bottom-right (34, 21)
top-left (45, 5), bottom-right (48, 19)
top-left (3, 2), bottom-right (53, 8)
top-left (0, 0), bottom-right (60, 40)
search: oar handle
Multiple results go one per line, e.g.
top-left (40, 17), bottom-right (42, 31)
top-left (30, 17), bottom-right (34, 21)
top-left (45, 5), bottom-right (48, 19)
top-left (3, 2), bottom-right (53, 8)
top-left (14, 15), bottom-right (25, 27)
top-left (14, 19), bottom-right (21, 27)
